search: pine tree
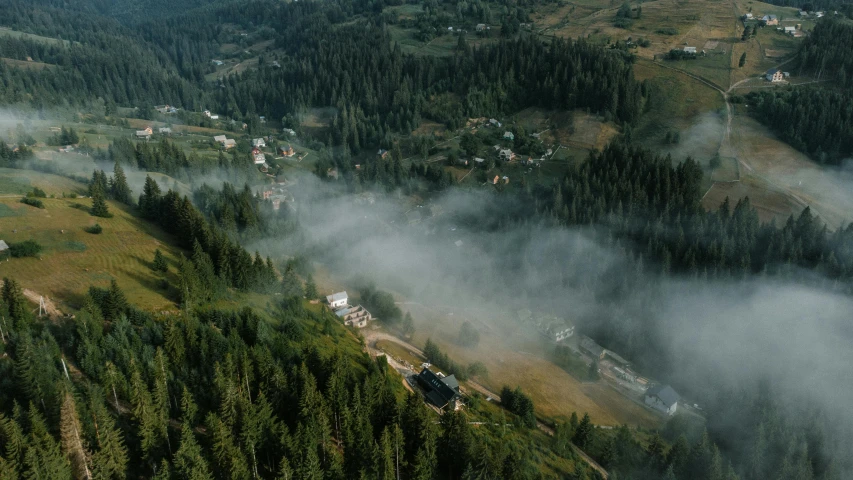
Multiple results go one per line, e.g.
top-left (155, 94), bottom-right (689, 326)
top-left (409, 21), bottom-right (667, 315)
top-left (109, 162), bottom-right (133, 205)
top-left (152, 249), bottom-right (168, 273)
top-left (89, 393), bottom-right (128, 480)
top-left (138, 175), bottom-right (162, 220)
top-left (174, 424), bottom-right (213, 480)
top-left (60, 390), bottom-right (93, 480)
top-left (573, 413), bottom-right (594, 449)
top-left (90, 182), bottom-right (111, 218)
top-left (739, 52), bottom-right (747, 67)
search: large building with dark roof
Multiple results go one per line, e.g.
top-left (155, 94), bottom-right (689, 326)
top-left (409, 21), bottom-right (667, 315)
top-left (416, 368), bottom-right (461, 409)
top-left (645, 384), bottom-right (679, 415)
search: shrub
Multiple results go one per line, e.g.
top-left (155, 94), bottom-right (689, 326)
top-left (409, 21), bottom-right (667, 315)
top-left (20, 197), bottom-right (45, 209)
top-left (27, 187), bottom-right (47, 198)
top-left (656, 27), bottom-right (678, 35)
top-left (613, 18), bottom-right (633, 29)
top-left (9, 240), bottom-right (43, 258)
top-left (85, 224), bottom-right (103, 234)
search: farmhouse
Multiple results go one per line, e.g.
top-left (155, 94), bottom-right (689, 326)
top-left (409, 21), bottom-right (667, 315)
top-left (136, 126), bottom-right (153, 140)
top-left (645, 384), bottom-right (679, 415)
top-left (416, 368), bottom-right (461, 410)
top-left (743, 13), bottom-right (753, 19)
top-left (335, 305), bottom-right (373, 328)
top-left (580, 335), bottom-right (606, 360)
top-left (766, 68), bottom-right (784, 82)
top-left (489, 119), bottom-right (502, 127)
top-left (213, 135), bottom-right (227, 143)
top-left (784, 26), bottom-right (796, 34)
top-left (278, 145), bottom-right (295, 157)
top-left (539, 319), bottom-right (575, 342)
top-left (473, 157), bottom-right (485, 164)
top-left (283, 128), bottom-right (296, 136)
top-left (158, 127), bottom-right (172, 135)
top-left (326, 291), bottom-right (348, 309)
top-left (503, 131), bottom-right (515, 141)
top-left (222, 139), bottom-right (236, 149)
top-left (498, 149), bottom-right (514, 161)
top-left (252, 148), bottom-right (266, 165)
top-left (252, 138), bottom-right (266, 148)
top-left (476, 23), bottom-right (487, 31)
top-left (378, 149), bottom-right (389, 159)
top-left (211, 59), bottom-right (223, 66)
top-left (762, 14), bottom-right (779, 25)
top-left (683, 46), bottom-right (697, 54)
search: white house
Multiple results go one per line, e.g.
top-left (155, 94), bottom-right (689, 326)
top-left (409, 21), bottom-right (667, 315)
top-left (645, 385), bottom-right (679, 415)
top-left (0, 240), bottom-right (9, 255)
top-left (252, 138), bottom-right (266, 147)
top-left (489, 118), bottom-right (501, 127)
top-left (744, 13), bottom-right (753, 19)
top-left (327, 291), bottom-right (348, 309)
top-left (784, 26), bottom-right (796, 34)
top-left (223, 139), bottom-right (236, 149)
top-left (213, 135), bottom-right (226, 143)
top-left (683, 46), bottom-right (697, 54)
top-left (283, 128), bottom-right (296, 136)
top-left (252, 148), bottom-right (266, 165)
top-left (503, 131), bottom-right (515, 141)
top-left (158, 127), bottom-right (172, 134)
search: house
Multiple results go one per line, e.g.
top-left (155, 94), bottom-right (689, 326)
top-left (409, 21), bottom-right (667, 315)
top-left (503, 131), bottom-right (515, 141)
top-left (283, 128), bottom-right (296, 136)
top-left (743, 13), bottom-right (753, 19)
top-left (211, 60), bottom-right (223, 66)
top-left (580, 335), bottom-right (606, 360)
top-left (416, 368), bottom-right (461, 409)
top-left (502, 176), bottom-right (509, 184)
top-left (783, 71), bottom-right (790, 78)
top-left (815, 11), bottom-right (824, 17)
top-left (489, 118), bottom-right (501, 127)
top-left (210, 115), bottom-right (219, 120)
top-left (539, 319), bottom-right (575, 342)
top-left (204, 110), bottom-right (212, 117)
top-left (213, 135), bottom-right (227, 143)
top-left (271, 61), bottom-right (281, 68)
top-left (378, 149), bottom-right (389, 159)
top-left (223, 139), bottom-right (236, 149)
top-left (473, 157), bottom-right (485, 164)
top-left (326, 291), bottom-right (348, 309)
top-left (59, 145), bottom-right (74, 153)
top-left (456, 158), bottom-right (469, 166)
top-left (683, 46), bottom-right (697, 54)
top-left (155, 105), bottom-right (178, 114)
top-left (158, 127), bottom-right (172, 135)
top-left (136, 126), bottom-right (153, 140)
top-left (766, 68), bottom-right (784, 82)
top-left (259, 116), bottom-right (266, 123)
top-left (492, 175), bottom-right (500, 185)
top-left (762, 14), bottom-right (778, 25)
top-left (252, 138), bottom-right (266, 148)
top-left (498, 149), bottom-right (514, 161)
top-left (798, 10), bottom-right (808, 16)
top-left (645, 385), bottom-right (679, 415)
top-left (278, 145), bottom-right (295, 157)
top-left (784, 26), bottom-right (796, 34)
top-left (252, 148), bottom-right (266, 165)
top-left (476, 23), bottom-right (487, 31)
top-left (0, 240), bottom-right (8, 255)
top-left (335, 305), bottom-right (372, 328)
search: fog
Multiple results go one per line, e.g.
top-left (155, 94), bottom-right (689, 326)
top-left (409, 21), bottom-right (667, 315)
top-left (250, 170), bottom-right (853, 472)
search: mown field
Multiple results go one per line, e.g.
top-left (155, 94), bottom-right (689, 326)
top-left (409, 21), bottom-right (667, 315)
top-left (0, 173), bottom-right (183, 311)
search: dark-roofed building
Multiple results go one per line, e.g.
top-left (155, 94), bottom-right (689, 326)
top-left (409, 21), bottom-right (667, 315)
top-left (417, 368), bottom-right (461, 409)
top-left (580, 335), bottom-right (606, 360)
top-left (766, 69), bottom-right (784, 82)
top-left (645, 384), bottom-right (679, 415)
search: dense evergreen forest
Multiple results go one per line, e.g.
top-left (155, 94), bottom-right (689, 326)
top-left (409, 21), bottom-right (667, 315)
top-left (746, 18), bottom-right (853, 164)
top-left (0, 275), bottom-right (609, 479)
